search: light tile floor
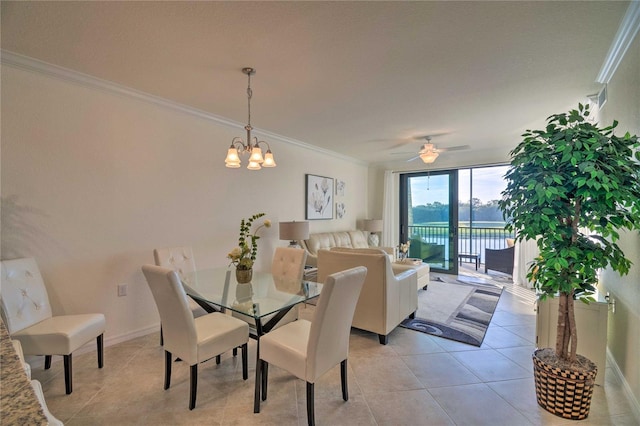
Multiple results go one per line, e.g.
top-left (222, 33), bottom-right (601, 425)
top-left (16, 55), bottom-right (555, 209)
top-left (31, 269), bottom-right (638, 425)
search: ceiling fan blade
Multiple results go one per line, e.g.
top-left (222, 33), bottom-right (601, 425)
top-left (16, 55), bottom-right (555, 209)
top-left (412, 131), bottom-right (452, 141)
top-left (387, 140), bottom-right (415, 150)
top-left (406, 155), bottom-right (420, 162)
top-left (438, 144), bottom-right (471, 152)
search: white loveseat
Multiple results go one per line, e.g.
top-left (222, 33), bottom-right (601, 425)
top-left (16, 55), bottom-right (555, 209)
top-left (317, 248), bottom-right (418, 345)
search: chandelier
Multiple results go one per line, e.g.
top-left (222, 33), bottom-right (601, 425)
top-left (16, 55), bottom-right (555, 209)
top-left (224, 67), bottom-right (276, 170)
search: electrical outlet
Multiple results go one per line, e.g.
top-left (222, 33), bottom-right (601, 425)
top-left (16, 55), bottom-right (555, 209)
top-left (118, 284), bottom-right (127, 297)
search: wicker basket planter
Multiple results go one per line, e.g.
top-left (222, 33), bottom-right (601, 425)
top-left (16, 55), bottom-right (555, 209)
top-left (533, 348), bottom-right (597, 420)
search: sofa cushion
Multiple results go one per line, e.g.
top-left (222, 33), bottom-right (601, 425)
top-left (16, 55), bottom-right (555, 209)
top-left (348, 231), bottom-right (370, 249)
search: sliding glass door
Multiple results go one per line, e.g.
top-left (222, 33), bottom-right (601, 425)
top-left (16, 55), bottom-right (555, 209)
top-left (399, 171), bottom-right (458, 274)
top-left (458, 166), bottom-right (513, 264)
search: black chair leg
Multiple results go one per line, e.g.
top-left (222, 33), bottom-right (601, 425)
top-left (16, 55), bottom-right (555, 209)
top-left (254, 352), bottom-right (262, 413)
top-left (189, 364), bottom-right (198, 410)
top-left (341, 359), bottom-right (348, 401)
top-left (44, 355), bottom-right (52, 370)
top-left (233, 347), bottom-right (238, 357)
top-left (64, 354), bottom-right (73, 394)
top-left (261, 361), bottom-right (268, 401)
top-left (260, 360), bottom-right (269, 401)
top-left (164, 350), bottom-right (172, 390)
top-left (97, 334), bottom-right (104, 368)
top-left (241, 343), bottom-right (248, 380)
top-left (216, 355), bottom-right (221, 365)
top-left (378, 334), bottom-right (388, 345)
top-left (306, 382), bottom-right (315, 426)
top-left (160, 325), bottom-right (164, 346)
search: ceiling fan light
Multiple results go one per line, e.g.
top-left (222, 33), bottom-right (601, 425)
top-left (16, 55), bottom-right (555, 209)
top-left (420, 151), bottom-right (439, 164)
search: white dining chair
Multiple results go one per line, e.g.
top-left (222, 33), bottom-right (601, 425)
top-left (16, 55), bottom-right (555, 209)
top-left (0, 257), bottom-right (106, 395)
top-left (153, 246), bottom-right (209, 319)
top-left (154, 246), bottom-right (210, 340)
top-left (257, 266), bottom-right (367, 426)
top-left (142, 264), bottom-right (250, 410)
top-left (234, 247), bottom-right (307, 334)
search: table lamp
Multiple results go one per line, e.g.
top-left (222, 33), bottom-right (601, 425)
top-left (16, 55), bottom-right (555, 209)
top-left (362, 219), bottom-right (383, 247)
top-left (279, 221), bottom-right (309, 248)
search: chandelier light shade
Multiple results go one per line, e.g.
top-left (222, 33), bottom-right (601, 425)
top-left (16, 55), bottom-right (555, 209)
top-left (224, 67), bottom-right (276, 170)
top-left (279, 221), bottom-right (310, 247)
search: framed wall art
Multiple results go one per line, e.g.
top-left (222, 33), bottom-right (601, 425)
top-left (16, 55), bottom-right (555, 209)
top-left (305, 174), bottom-right (334, 220)
top-left (336, 179), bottom-right (346, 196)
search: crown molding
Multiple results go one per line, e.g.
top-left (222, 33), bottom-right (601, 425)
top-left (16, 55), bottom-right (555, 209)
top-left (596, 1), bottom-right (640, 84)
top-left (1, 50), bottom-right (367, 166)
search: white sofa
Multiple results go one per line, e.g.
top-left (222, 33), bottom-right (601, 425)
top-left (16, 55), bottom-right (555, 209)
top-left (317, 248), bottom-right (418, 345)
top-left (300, 230), bottom-right (393, 267)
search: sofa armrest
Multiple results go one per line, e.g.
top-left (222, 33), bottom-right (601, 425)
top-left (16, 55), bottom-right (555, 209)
top-left (384, 267), bottom-right (418, 334)
top-left (391, 269), bottom-right (417, 282)
top-left (378, 246), bottom-right (395, 261)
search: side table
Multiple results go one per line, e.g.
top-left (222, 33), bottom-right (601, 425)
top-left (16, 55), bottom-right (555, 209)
top-left (391, 259), bottom-right (430, 290)
top-left (458, 253), bottom-right (480, 270)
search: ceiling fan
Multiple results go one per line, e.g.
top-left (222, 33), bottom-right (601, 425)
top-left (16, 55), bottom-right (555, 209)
top-left (392, 136), bottom-right (470, 164)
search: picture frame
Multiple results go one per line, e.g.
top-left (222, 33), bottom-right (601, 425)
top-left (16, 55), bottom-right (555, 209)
top-left (305, 174), bottom-right (334, 220)
top-left (336, 179), bottom-right (346, 196)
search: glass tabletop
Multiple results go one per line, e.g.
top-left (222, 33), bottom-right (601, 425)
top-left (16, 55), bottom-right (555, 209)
top-left (181, 267), bottom-right (322, 320)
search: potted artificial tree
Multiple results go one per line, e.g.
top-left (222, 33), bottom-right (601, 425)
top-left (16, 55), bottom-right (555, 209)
top-left (499, 104), bottom-right (640, 420)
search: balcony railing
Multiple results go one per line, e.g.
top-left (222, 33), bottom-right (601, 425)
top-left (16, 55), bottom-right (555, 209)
top-left (407, 225), bottom-right (514, 264)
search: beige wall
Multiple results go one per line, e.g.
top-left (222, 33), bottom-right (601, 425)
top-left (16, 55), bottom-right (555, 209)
top-left (0, 63), bottom-right (369, 343)
top-left (598, 35), bottom-right (640, 408)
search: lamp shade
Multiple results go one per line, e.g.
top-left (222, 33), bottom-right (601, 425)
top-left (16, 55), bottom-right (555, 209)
top-left (279, 221), bottom-right (310, 241)
top-left (361, 219), bottom-right (383, 233)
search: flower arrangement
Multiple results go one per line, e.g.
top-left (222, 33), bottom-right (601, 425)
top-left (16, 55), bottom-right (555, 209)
top-left (398, 241), bottom-right (411, 262)
top-left (227, 213), bottom-right (271, 270)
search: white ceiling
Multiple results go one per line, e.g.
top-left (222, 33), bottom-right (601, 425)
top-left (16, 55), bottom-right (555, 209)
top-left (1, 1), bottom-right (629, 170)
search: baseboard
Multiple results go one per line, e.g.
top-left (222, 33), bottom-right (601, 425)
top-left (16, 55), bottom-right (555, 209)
top-left (24, 323), bottom-right (160, 369)
top-left (606, 348), bottom-right (640, 422)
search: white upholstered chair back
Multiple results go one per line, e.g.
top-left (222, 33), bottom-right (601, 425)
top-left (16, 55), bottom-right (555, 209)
top-left (1, 258), bottom-right (53, 334)
top-left (271, 247), bottom-right (307, 280)
top-left (142, 265), bottom-right (199, 364)
top-left (306, 266), bottom-right (366, 382)
top-left (153, 246), bottom-right (198, 286)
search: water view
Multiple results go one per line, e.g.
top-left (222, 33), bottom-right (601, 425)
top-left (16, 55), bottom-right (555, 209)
top-left (402, 165), bottom-right (513, 270)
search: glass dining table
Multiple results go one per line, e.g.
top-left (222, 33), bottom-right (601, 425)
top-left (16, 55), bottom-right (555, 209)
top-left (180, 267), bottom-right (322, 413)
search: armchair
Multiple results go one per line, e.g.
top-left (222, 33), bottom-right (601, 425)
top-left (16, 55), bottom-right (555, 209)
top-left (484, 245), bottom-right (515, 275)
top-left (317, 248), bottom-right (417, 344)
top-left (408, 237), bottom-right (445, 263)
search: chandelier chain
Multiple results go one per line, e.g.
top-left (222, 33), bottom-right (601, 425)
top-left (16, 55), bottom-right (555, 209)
top-left (246, 72), bottom-right (252, 128)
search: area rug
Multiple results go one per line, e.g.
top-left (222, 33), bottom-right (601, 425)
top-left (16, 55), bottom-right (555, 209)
top-left (400, 276), bottom-right (504, 346)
